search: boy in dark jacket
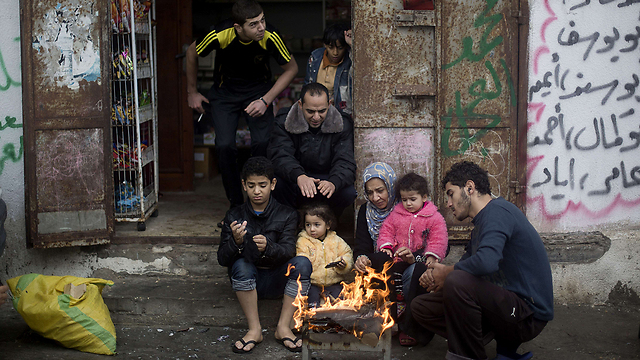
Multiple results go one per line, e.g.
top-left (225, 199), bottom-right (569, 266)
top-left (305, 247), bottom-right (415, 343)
top-left (217, 156), bottom-right (312, 353)
top-left (267, 82), bottom-right (357, 217)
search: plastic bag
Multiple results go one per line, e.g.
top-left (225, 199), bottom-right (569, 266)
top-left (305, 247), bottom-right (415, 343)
top-left (7, 274), bottom-right (116, 355)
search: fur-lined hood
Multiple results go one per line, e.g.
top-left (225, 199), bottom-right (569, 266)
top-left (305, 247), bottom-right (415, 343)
top-left (284, 101), bottom-right (344, 134)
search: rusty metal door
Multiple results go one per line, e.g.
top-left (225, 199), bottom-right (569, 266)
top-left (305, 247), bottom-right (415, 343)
top-left (353, 0), bottom-right (524, 241)
top-left (22, 0), bottom-right (114, 248)
top-left (436, 0), bottom-right (522, 240)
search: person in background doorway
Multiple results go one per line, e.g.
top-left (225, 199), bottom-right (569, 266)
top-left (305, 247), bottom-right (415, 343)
top-left (217, 156), bottom-right (311, 354)
top-left (304, 23), bottom-right (352, 117)
top-left (268, 82), bottom-right (356, 218)
top-left (411, 161), bottom-right (553, 360)
top-left (186, 0), bottom-right (298, 226)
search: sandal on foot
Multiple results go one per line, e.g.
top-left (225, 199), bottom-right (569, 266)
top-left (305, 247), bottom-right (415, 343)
top-left (231, 338), bottom-right (260, 354)
top-left (399, 332), bottom-right (417, 347)
top-left (276, 336), bottom-right (302, 352)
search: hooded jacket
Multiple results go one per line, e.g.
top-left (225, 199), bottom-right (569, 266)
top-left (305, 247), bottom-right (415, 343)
top-left (296, 230), bottom-right (353, 287)
top-left (268, 102), bottom-right (356, 191)
top-left (377, 201), bottom-right (449, 262)
top-left (217, 197), bottom-right (298, 268)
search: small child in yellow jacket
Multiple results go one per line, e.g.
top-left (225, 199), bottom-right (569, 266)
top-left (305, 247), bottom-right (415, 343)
top-left (296, 203), bottom-right (353, 308)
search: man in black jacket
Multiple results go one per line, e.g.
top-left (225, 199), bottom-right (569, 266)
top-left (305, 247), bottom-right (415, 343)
top-left (268, 82), bottom-right (356, 217)
top-left (217, 157), bottom-right (312, 353)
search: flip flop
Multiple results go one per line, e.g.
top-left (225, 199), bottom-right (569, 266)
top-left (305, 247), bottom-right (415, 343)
top-left (399, 332), bottom-right (417, 347)
top-left (276, 336), bottom-right (302, 353)
top-left (231, 338), bottom-right (260, 354)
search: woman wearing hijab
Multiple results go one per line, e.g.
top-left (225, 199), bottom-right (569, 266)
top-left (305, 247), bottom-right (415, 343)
top-left (353, 162), bottom-right (398, 272)
top-left (353, 162), bottom-right (434, 346)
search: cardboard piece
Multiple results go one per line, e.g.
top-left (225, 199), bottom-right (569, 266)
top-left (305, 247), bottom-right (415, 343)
top-left (64, 283), bottom-right (87, 299)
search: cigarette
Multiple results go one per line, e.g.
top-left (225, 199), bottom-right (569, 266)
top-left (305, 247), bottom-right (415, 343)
top-left (197, 113), bottom-right (203, 122)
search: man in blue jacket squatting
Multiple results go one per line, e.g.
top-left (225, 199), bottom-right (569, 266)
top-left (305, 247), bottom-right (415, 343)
top-left (411, 161), bottom-right (553, 360)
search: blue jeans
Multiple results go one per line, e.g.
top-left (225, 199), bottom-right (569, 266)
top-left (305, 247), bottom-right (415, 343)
top-left (229, 256), bottom-right (312, 299)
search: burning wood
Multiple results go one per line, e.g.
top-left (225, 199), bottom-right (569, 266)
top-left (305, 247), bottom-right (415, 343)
top-left (293, 262), bottom-right (395, 346)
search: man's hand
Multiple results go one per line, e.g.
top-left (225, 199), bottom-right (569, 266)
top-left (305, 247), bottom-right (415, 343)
top-left (317, 180), bottom-right (336, 198)
top-left (297, 175), bottom-right (318, 198)
top-left (230, 220), bottom-right (248, 245)
top-left (188, 92), bottom-right (209, 114)
top-left (419, 262), bottom-right (453, 293)
top-left (354, 255), bottom-right (371, 273)
top-left (394, 246), bottom-right (415, 264)
top-left (253, 234), bottom-right (267, 252)
top-left (0, 285), bottom-right (9, 306)
top-left (245, 98), bottom-right (267, 118)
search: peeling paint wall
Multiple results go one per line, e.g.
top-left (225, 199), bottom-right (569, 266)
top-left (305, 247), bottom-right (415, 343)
top-left (527, 0), bottom-right (640, 305)
top-left (527, 0), bottom-right (640, 231)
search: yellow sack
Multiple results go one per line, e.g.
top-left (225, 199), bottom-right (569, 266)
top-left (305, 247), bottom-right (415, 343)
top-left (7, 274), bottom-right (116, 355)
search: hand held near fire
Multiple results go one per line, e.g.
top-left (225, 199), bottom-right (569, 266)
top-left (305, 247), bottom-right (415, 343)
top-left (394, 246), bottom-right (415, 264)
top-left (354, 255), bottom-right (371, 273)
top-left (230, 220), bottom-right (248, 245)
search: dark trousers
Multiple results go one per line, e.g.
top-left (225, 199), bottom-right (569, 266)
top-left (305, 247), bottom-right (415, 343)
top-left (272, 173), bottom-right (356, 217)
top-left (208, 82), bottom-right (274, 207)
top-left (411, 270), bottom-right (547, 359)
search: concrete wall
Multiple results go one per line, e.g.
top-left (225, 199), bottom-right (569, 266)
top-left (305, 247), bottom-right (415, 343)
top-left (527, 0), bottom-right (640, 231)
top-left (527, 0), bottom-right (640, 304)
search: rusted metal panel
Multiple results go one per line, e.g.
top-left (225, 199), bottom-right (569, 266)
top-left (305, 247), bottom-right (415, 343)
top-left (353, 2), bottom-right (437, 128)
top-left (35, 129), bottom-right (106, 210)
top-left (30, 1), bottom-right (106, 119)
top-left (23, 0), bottom-right (114, 248)
top-left (436, 0), bottom-right (520, 240)
top-left (354, 128), bottom-right (436, 200)
top-left (439, 127), bottom-right (512, 238)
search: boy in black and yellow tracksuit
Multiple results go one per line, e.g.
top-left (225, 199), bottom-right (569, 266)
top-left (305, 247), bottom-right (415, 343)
top-left (186, 0), bottom-right (298, 211)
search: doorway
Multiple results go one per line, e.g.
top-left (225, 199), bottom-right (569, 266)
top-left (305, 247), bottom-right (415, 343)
top-left (114, 0), bottom-right (355, 244)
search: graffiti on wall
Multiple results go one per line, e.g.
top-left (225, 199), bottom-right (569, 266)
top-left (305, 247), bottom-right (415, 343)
top-left (440, 0), bottom-right (516, 158)
top-left (32, 2), bottom-right (100, 90)
top-left (0, 36), bottom-right (24, 176)
top-left (527, 0), bottom-right (640, 220)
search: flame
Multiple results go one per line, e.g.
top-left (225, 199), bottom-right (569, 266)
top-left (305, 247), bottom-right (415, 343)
top-left (292, 261), bottom-right (395, 339)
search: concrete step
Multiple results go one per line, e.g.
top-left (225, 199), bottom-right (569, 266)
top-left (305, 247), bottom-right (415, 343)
top-left (93, 267), bottom-right (282, 328)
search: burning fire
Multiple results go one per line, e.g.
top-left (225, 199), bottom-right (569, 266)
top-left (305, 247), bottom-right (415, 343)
top-left (290, 262), bottom-right (395, 340)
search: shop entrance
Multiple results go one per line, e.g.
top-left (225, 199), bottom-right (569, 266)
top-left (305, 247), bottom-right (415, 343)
top-left (113, 0), bottom-right (354, 243)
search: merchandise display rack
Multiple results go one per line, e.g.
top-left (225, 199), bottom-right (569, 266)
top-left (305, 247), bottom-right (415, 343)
top-left (110, 0), bottom-right (159, 231)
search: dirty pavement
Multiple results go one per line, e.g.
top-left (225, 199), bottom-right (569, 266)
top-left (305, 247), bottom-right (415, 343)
top-left (0, 243), bottom-right (639, 360)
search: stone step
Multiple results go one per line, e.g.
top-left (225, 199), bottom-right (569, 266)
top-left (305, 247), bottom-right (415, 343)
top-left (93, 269), bottom-right (283, 327)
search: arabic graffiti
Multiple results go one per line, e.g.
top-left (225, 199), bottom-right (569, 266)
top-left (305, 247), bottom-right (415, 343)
top-left (0, 31), bottom-right (24, 177)
top-left (441, 0), bottom-right (515, 158)
top-left (527, 0), bottom-right (640, 223)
